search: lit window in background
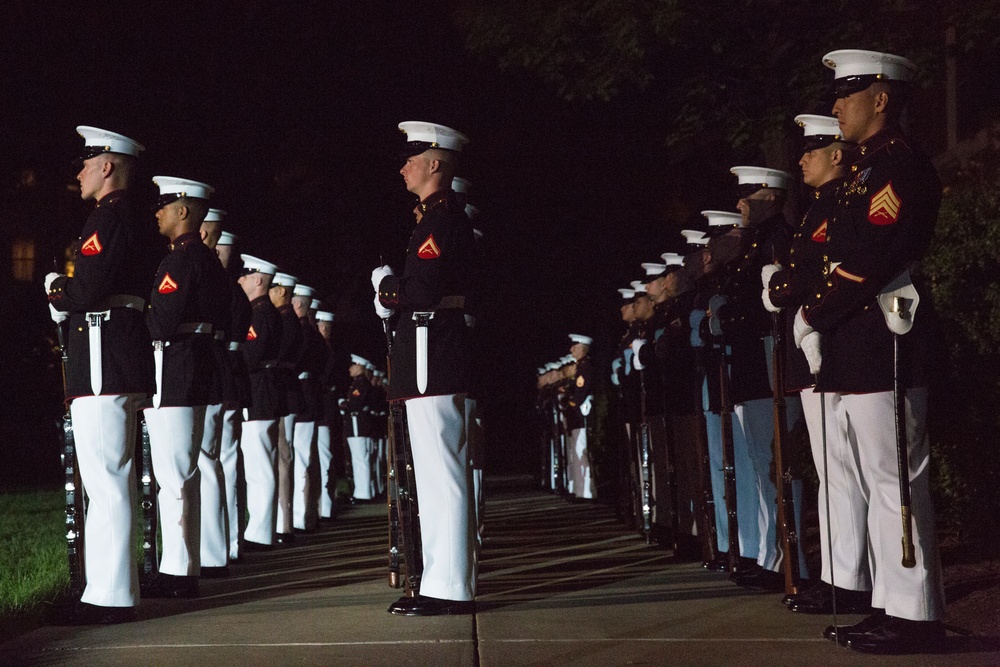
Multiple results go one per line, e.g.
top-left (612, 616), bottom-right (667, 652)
top-left (12, 238), bottom-right (35, 282)
top-left (64, 244), bottom-right (75, 277)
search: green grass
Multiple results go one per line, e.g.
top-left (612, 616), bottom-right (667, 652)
top-left (0, 490), bottom-right (68, 613)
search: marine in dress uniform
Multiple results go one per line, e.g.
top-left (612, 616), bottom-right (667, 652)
top-left (765, 115), bottom-right (873, 615)
top-left (271, 271), bottom-right (303, 541)
top-left (343, 355), bottom-right (377, 500)
top-left (315, 310), bottom-right (340, 518)
top-left (794, 50), bottom-right (945, 653)
top-left (374, 121), bottom-right (477, 616)
top-left (46, 126), bottom-right (155, 624)
top-left (238, 254), bottom-right (284, 549)
top-left (142, 177), bottom-right (231, 597)
top-left (214, 231), bottom-right (253, 561)
top-left (290, 283), bottom-right (326, 531)
top-left (565, 334), bottom-right (596, 500)
top-left (197, 208), bottom-right (235, 576)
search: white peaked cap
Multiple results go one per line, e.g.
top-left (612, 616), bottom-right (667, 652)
top-left (795, 114), bottom-right (842, 139)
top-left (544, 362), bottom-right (559, 372)
top-left (465, 203), bottom-right (480, 219)
top-left (373, 370), bottom-right (385, 378)
top-left (240, 254), bottom-right (278, 275)
top-left (618, 288), bottom-right (636, 300)
top-left (681, 229), bottom-right (709, 246)
top-left (560, 355), bottom-right (575, 366)
top-left (293, 284), bottom-right (315, 298)
top-left (153, 176), bottom-right (215, 200)
top-left (822, 49), bottom-right (916, 82)
top-left (217, 231), bottom-right (237, 246)
top-left (204, 208), bottom-right (227, 223)
top-left (569, 333), bottom-right (593, 346)
top-left (630, 280), bottom-right (647, 293)
top-left (272, 272), bottom-right (298, 288)
top-left (76, 125), bottom-right (145, 157)
top-left (316, 311), bottom-right (334, 322)
top-left (399, 121), bottom-right (470, 152)
top-left (642, 262), bottom-right (667, 276)
top-left (730, 166), bottom-right (791, 191)
top-left (350, 354), bottom-right (371, 367)
top-left (661, 252), bottom-right (684, 266)
top-left (452, 176), bottom-right (472, 194)
top-left (311, 299), bottom-right (324, 310)
top-left (702, 210), bottom-right (743, 227)
top-left (537, 367), bottom-right (547, 375)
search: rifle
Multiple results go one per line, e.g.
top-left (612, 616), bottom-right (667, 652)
top-left (694, 407), bottom-right (718, 564)
top-left (770, 308), bottom-right (801, 594)
top-left (55, 317), bottom-right (86, 597)
top-left (140, 419), bottom-right (158, 576)
top-left (637, 368), bottom-right (654, 544)
top-left (717, 336), bottom-right (740, 574)
top-left (383, 316), bottom-right (423, 595)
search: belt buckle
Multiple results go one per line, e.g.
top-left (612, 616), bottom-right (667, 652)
top-left (87, 310), bottom-right (111, 327)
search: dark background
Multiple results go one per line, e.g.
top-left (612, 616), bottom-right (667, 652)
top-left (0, 2), bottom-right (996, 488)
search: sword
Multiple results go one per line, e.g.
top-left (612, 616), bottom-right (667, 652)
top-left (86, 311), bottom-right (110, 395)
top-left (152, 340), bottom-right (165, 408)
top-left (412, 312), bottom-right (434, 395)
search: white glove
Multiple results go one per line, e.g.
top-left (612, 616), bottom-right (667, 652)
top-left (610, 358), bottom-right (622, 386)
top-left (371, 265), bottom-right (394, 292)
top-left (801, 331), bottom-right (822, 375)
top-left (44, 272), bottom-right (63, 293)
top-left (579, 395), bottom-right (593, 416)
top-left (793, 307), bottom-right (814, 348)
top-left (631, 339), bottom-right (647, 370)
top-left (374, 293), bottom-right (394, 320)
top-left (49, 304), bottom-right (68, 324)
top-left (761, 263), bottom-right (782, 289)
top-left (762, 288), bottom-right (780, 313)
top-left (707, 294), bottom-right (728, 337)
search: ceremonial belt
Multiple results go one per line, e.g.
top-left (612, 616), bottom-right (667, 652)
top-left (228, 342), bottom-right (242, 352)
top-left (298, 371), bottom-right (313, 380)
top-left (83, 295), bottom-right (146, 395)
top-left (176, 322), bottom-right (213, 335)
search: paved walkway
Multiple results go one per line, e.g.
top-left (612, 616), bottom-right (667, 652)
top-left (3, 482), bottom-right (998, 666)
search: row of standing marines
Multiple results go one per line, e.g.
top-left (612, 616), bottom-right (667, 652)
top-left (47, 117), bottom-right (484, 622)
top-left (537, 48), bottom-right (945, 656)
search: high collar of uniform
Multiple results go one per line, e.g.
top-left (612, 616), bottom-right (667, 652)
top-left (418, 189), bottom-right (455, 216)
top-left (250, 295), bottom-right (270, 308)
top-left (847, 126), bottom-right (905, 165)
top-left (95, 189), bottom-right (125, 208)
top-left (169, 231), bottom-right (202, 251)
top-left (812, 178), bottom-right (841, 200)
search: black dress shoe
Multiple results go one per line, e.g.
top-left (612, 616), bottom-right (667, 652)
top-left (824, 610), bottom-right (886, 644)
top-left (276, 532), bottom-right (296, 544)
top-left (200, 565), bottom-right (230, 579)
top-left (52, 602), bottom-right (137, 625)
top-left (847, 616), bottom-right (945, 655)
top-left (140, 573), bottom-right (198, 598)
top-left (789, 584), bottom-right (871, 615)
top-left (387, 594), bottom-right (475, 616)
top-left (733, 567), bottom-right (784, 591)
top-left (242, 540), bottom-right (273, 553)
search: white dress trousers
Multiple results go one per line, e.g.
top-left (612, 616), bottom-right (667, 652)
top-left (837, 388), bottom-right (944, 621)
top-left (71, 394), bottom-right (142, 607)
top-left (567, 427), bottom-right (596, 499)
top-left (406, 393), bottom-right (476, 601)
top-left (199, 403), bottom-right (229, 567)
top-left (465, 397), bottom-right (485, 543)
top-left (800, 388), bottom-right (871, 591)
top-left (276, 412), bottom-right (296, 534)
top-left (144, 405), bottom-right (205, 576)
top-left (240, 419), bottom-right (278, 545)
top-left (316, 423), bottom-right (334, 518)
top-left (292, 419), bottom-right (315, 530)
top-left (219, 408), bottom-right (243, 559)
top-left (347, 436), bottom-right (375, 499)
top-left (734, 397), bottom-right (779, 571)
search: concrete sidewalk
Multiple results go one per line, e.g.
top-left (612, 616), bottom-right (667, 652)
top-left (2, 486), bottom-right (997, 666)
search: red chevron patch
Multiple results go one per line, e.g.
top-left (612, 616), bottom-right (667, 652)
top-left (811, 220), bottom-right (828, 243)
top-left (417, 234), bottom-right (441, 259)
top-left (81, 233), bottom-right (103, 256)
top-left (246, 326), bottom-right (257, 341)
top-left (868, 182), bottom-right (901, 225)
top-left (158, 273), bottom-right (178, 294)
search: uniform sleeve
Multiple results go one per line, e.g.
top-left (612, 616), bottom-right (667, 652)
top-left (378, 215), bottom-right (453, 309)
top-left (802, 155), bottom-right (940, 333)
top-left (49, 206), bottom-right (127, 312)
top-left (146, 256), bottom-right (192, 340)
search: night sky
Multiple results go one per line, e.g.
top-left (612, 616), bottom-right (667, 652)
top-left (0, 2), bottom-right (992, 483)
